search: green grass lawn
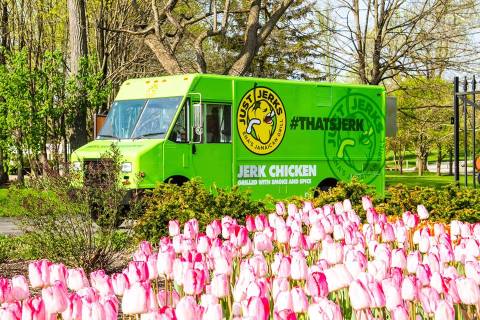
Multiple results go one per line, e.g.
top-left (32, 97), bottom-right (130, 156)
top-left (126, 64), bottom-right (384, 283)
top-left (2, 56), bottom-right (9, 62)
top-left (386, 171), bottom-right (477, 189)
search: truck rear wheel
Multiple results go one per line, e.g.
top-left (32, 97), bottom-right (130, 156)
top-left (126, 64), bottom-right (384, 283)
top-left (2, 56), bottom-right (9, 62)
top-left (314, 178), bottom-right (338, 197)
top-left (165, 175), bottom-right (189, 186)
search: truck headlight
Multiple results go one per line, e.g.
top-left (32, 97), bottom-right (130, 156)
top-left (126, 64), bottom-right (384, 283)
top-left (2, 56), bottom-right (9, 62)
top-left (121, 162), bottom-right (132, 173)
top-left (72, 161), bottom-right (81, 171)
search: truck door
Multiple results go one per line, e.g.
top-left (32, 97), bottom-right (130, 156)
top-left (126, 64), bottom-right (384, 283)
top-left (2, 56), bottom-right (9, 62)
top-left (163, 102), bottom-right (193, 183)
top-left (191, 102), bottom-right (233, 188)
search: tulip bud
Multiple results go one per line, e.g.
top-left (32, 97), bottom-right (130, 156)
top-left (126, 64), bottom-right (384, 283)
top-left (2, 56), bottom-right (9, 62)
top-left (67, 268), bottom-right (89, 291)
top-left (42, 280), bottom-right (68, 314)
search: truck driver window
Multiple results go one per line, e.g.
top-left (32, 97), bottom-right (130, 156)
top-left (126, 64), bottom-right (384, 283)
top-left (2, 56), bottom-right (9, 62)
top-left (206, 104), bottom-right (231, 143)
top-left (131, 96), bottom-right (182, 139)
top-left (169, 105), bottom-right (187, 143)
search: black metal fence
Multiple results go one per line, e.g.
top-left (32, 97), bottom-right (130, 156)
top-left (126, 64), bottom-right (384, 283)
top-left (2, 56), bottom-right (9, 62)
top-left (453, 76), bottom-right (479, 188)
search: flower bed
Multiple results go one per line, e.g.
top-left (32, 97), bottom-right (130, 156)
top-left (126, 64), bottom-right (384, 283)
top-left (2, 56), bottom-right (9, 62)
top-left (1, 197), bottom-right (480, 319)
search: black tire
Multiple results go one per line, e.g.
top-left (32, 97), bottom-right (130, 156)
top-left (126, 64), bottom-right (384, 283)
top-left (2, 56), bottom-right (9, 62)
top-left (314, 178), bottom-right (338, 197)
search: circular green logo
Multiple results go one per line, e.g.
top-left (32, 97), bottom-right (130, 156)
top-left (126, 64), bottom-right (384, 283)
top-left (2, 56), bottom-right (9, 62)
top-left (324, 93), bottom-right (384, 183)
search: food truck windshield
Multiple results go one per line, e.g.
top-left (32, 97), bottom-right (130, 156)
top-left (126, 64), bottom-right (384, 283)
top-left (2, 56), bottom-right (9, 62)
top-left (97, 96), bottom-right (183, 140)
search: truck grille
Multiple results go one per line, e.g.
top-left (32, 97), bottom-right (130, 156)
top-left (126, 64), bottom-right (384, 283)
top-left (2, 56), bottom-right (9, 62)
top-left (83, 159), bottom-right (115, 187)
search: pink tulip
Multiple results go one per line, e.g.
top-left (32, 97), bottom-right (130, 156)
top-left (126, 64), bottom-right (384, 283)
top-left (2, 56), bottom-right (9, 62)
top-left (276, 225), bottom-right (291, 244)
top-left (309, 221), bottom-right (325, 242)
top-left (391, 249), bottom-right (406, 270)
top-left (290, 253), bottom-right (308, 280)
top-left (362, 196), bottom-right (373, 211)
top-left (382, 278), bottom-right (401, 311)
top-left (324, 264), bottom-right (352, 292)
top-left (274, 309), bottom-right (297, 320)
top-left (434, 300), bottom-right (454, 320)
top-left (366, 280), bottom-right (385, 308)
top-left (275, 290), bottom-right (293, 312)
top-left (211, 273), bottom-right (229, 298)
top-left (61, 293), bottom-right (82, 320)
top-left (81, 300), bottom-right (105, 319)
top-left (276, 202), bottom-right (286, 215)
top-left (291, 287), bottom-right (308, 313)
top-left (183, 268), bottom-right (206, 296)
top-left (11, 275), bottom-right (29, 301)
top-left (0, 303), bottom-right (20, 320)
top-left (245, 215), bottom-right (256, 232)
top-left (206, 220), bottom-right (221, 239)
top-left (176, 296), bottom-right (201, 320)
top-left (416, 264), bottom-right (432, 287)
top-left (321, 241), bottom-right (343, 265)
top-left (406, 251), bottom-right (421, 274)
top-left (77, 287), bottom-right (100, 303)
top-left (156, 291), bottom-right (179, 309)
top-left (49, 263), bottom-right (67, 286)
top-left (28, 260), bottom-right (51, 289)
top-left (349, 280), bottom-right (371, 310)
top-left (0, 278), bottom-right (12, 303)
top-left (403, 211), bottom-right (419, 229)
top-left (253, 232), bottom-right (273, 252)
top-left (417, 204), bottom-right (429, 220)
top-left (247, 296), bottom-right (270, 320)
top-left (184, 219), bottom-right (199, 240)
top-left (111, 273), bottom-right (130, 296)
top-left (90, 270), bottom-right (114, 297)
top-left (101, 295), bottom-right (119, 320)
top-left (231, 226), bottom-right (249, 248)
top-left (197, 235), bottom-right (210, 254)
top-left (306, 272), bottom-right (328, 298)
top-left (169, 220), bottom-right (180, 237)
top-left (0, 309), bottom-right (15, 320)
top-left (42, 280), bottom-right (68, 314)
top-left (290, 231), bottom-right (307, 250)
top-left (22, 296), bottom-right (46, 320)
top-left (202, 303), bottom-right (222, 320)
top-left (126, 261), bottom-right (149, 283)
top-left (255, 214), bottom-right (268, 231)
top-left (67, 268), bottom-right (89, 291)
top-left (391, 306), bottom-right (409, 320)
top-left (307, 298), bottom-right (342, 320)
top-left (157, 247), bottom-right (175, 279)
top-left (344, 251), bottom-right (367, 279)
top-left (456, 277), bottom-right (480, 305)
top-left (122, 281), bottom-right (149, 314)
top-left (272, 277), bottom-right (290, 301)
top-left (430, 272), bottom-right (446, 294)
top-left (272, 254), bottom-right (291, 278)
top-left (419, 287), bottom-right (439, 315)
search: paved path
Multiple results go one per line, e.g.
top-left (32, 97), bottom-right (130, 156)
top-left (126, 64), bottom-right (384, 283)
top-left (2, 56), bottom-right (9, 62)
top-left (0, 217), bottom-right (22, 235)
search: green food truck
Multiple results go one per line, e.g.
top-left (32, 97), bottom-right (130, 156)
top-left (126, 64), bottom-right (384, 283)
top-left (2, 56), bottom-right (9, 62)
top-left (71, 74), bottom-right (386, 198)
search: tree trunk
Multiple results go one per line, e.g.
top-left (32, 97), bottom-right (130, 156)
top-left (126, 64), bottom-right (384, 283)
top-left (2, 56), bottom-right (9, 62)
top-left (436, 148), bottom-right (442, 176)
top-left (0, 148), bottom-right (8, 185)
top-left (417, 156), bottom-right (421, 176)
top-left (0, 1), bottom-right (9, 185)
top-left (68, 0), bottom-right (89, 152)
top-left (16, 147), bottom-right (24, 184)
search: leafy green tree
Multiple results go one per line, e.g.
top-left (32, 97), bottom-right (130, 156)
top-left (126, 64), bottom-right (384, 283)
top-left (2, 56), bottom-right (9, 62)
top-left (394, 77), bottom-right (452, 176)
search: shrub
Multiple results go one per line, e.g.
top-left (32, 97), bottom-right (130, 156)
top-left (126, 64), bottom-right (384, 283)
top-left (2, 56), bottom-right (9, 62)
top-left (378, 183), bottom-right (480, 223)
top-left (134, 180), bottom-right (265, 242)
top-left (15, 145), bottom-right (140, 272)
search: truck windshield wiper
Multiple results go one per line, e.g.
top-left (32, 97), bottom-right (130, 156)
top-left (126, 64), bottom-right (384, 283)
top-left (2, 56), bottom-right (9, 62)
top-left (97, 134), bottom-right (120, 140)
top-left (133, 132), bottom-right (166, 140)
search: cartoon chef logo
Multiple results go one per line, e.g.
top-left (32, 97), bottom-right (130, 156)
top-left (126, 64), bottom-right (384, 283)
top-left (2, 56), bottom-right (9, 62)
top-left (237, 86), bottom-right (286, 155)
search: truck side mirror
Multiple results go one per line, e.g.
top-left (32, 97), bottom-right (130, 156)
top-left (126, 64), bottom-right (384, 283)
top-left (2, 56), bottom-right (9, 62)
top-left (94, 114), bottom-right (107, 138)
top-left (193, 102), bottom-right (203, 143)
